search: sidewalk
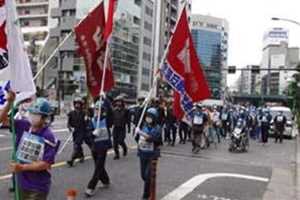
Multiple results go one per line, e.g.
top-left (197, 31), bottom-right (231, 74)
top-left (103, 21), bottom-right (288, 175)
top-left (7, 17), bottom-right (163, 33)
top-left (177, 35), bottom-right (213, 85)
top-left (263, 126), bottom-right (299, 200)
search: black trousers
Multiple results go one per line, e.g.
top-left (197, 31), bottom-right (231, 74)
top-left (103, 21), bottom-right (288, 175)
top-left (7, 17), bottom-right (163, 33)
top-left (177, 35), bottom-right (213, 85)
top-left (275, 128), bottom-right (284, 143)
top-left (87, 150), bottom-right (110, 190)
top-left (179, 123), bottom-right (189, 142)
top-left (113, 126), bottom-right (127, 157)
top-left (261, 126), bottom-right (269, 143)
top-left (221, 121), bottom-right (230, 137)
top-left (165, 124), bottom-right (177, 144)
top-left (70, 131), bottom-right (92, 161)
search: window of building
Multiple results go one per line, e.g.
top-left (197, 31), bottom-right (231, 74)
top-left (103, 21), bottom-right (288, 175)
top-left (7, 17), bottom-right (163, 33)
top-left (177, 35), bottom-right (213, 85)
top-left (143, 52), bottom-right (151, 62)
top-left (133, 16), bottom-right (140, 25)
top-left (134, 0), bottom-right (141, 6)
top-left (144, 21), bottom-right (152, 32)
top-left (24, 9), bottom-right (30, 15)
top-left (141, 83), bottom-right (149, 91)
top-left (132, 35), bottom-right (139, 43)
top-left (73, 65), bottom-right (80, 71)
top-left (41, 19), bottom-right (47, 26)
top-left (61, 30), bottom-right (71, 38)
top-left (142, 67), bottom-right (150, 76)
top-left (143, 37), bottom-right (152, 46)
top-left (145, 6), bottom-right (153, 17)
top-left (23, 20), bottom-right (30, 27)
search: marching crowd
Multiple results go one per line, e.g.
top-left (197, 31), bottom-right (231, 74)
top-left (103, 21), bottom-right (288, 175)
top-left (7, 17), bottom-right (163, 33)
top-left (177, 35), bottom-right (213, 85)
top-left (0, 91), bottom-right (290, 200)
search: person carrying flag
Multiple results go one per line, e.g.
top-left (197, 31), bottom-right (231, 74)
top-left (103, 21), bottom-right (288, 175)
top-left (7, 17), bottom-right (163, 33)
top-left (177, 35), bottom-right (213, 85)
top-left (0, 91), bottom-right (60, 200)
top-left (85, 101), bottom-right (112, 197)
top-left (135, 107), bottom-right (162, 200)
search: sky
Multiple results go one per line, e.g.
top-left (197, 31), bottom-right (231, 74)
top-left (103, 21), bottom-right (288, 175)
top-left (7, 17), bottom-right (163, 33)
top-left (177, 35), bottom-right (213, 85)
top-left (192, 0), bottom-right (300, 86)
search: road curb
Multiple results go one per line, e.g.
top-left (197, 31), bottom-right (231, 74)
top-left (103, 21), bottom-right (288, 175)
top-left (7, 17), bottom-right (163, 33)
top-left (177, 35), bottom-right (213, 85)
top-left (296, 132), bottom-right (300, 200)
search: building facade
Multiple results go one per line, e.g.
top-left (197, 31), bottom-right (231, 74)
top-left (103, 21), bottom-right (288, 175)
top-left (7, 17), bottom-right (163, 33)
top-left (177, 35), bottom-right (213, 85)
top-left (16, 0), bottom-right (49, 46)
top-left (38, 0), bottom-right (156, 100)
top-left (190, 14), bottom-right (229, 99)
top-left (154, 0), bottom-right (191, 65)
top-left (16, 0), bottom-right (50, 74)
top-left (260, 27), bottom-right (299, 96)
top-left (238, 65), bottom-right (260, 95)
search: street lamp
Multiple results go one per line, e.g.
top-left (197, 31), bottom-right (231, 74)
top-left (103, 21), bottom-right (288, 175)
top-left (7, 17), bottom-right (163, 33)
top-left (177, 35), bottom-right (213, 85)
top-left (271, 17), bottom-right (300, 26)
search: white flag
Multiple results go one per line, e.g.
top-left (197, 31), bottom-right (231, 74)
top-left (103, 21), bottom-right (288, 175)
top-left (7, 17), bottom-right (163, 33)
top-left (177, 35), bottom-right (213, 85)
top-left (0, 0), bottom-right (36, 107)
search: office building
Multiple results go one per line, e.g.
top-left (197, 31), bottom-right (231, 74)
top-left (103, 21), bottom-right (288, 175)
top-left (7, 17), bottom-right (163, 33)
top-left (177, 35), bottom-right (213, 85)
top-left (190, 14), bottom-right (229, 99)
top-left (16, 0), bottom-right (50, 74)
top-left (260, 27), bottom-right (299, 95)
top-left (238, 65), bottom-right (260, 95)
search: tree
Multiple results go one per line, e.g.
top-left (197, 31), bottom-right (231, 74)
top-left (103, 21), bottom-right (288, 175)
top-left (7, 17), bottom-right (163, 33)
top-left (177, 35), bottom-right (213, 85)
top-left (288, 63), bottom-right (300, 130)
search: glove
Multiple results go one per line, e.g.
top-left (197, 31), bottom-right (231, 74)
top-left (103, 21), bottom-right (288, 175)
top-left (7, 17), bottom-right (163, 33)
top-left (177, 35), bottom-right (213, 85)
top-left (135, 127), bottom-right (141, 135)
top-left (99, 92), bottom-right (106, 99)
top-left (93, 129), bottom-right (101, 137)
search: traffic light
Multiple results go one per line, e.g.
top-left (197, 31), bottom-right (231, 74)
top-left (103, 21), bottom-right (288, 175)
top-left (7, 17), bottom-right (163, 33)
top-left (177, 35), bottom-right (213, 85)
top-left (251, 65), bottom-right (260, 74)
top-left (228, 66), bottom-right (236, 74)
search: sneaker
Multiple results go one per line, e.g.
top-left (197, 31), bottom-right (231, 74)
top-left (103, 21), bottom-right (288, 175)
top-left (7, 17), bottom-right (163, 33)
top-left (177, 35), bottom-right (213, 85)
top-left (102, 183), bottom-right (110, 189)
top-left (67, 160), bottom-right (74, 167)
top-left (113, 156), bottom-right (120, 160)
top-left (85, 188), bottom-right (96, 197)
top-left (194, 147), bottom-right (200, 154)
top-left (80, 157), bottom-right (85, 163)
top-left (192, 147), bottom-right (196, 152)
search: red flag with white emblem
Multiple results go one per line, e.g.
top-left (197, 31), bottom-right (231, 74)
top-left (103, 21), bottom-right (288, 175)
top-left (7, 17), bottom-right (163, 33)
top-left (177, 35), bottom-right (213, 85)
top-left (103, 0), bottom-right (117, 41)
top-left (74, 2), bottom-right (114, 98)
top-left (161, 8), bottom-right (211, 119)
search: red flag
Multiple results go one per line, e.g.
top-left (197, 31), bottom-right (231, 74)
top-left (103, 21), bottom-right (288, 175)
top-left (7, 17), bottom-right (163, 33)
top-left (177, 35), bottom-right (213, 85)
top-left (74, 2), bottom-right (114, 98)
top-left (161, 8), bottom-right (211, 119)
top-left (0, 22), bottom-right (7, 51)
top-left (103, 0), bottom-right (117, 41)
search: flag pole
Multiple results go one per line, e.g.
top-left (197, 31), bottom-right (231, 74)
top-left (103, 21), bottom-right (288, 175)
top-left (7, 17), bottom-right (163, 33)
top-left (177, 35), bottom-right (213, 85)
top-left (96, 0), bottom-right (117, 127)
top-left (136, 1), bottom-right (188, 130)
top-left (10, 105), bottom-right (20, 200)
top-left (96, 42), bottom-right (110, 127)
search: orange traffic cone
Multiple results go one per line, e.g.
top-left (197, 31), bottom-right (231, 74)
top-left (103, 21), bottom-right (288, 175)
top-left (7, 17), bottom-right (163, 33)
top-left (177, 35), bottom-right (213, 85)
top-left (66, 189), bottom-right (78, 200)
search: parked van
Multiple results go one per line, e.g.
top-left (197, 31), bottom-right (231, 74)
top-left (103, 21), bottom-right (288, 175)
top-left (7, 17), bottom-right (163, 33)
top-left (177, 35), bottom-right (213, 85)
top-left (269, 106), bottom-right (296, 138)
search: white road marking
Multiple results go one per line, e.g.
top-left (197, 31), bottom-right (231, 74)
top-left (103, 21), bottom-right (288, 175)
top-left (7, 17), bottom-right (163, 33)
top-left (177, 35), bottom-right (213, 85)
top-left (161, 173), bottom-right (269, 200)
top-left (0, 174), bottom-right (12, 181)
top-left (0, 146), bottom-right (12, 151)
top-left (53, 128), bottom-right (69, 133)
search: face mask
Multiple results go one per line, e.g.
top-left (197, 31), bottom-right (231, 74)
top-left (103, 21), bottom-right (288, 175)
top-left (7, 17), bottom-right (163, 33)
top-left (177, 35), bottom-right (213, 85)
top-left (29, 114), bottom-right (42, 126)
top-left (21, 102), bottom-right (31, 111)
top-left (145, 117), bottom-right (153, 124)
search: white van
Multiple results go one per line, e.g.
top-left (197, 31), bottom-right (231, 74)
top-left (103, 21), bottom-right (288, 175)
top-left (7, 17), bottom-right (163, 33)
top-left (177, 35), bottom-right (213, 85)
top-left (269, 106), bottom-right (296, 138)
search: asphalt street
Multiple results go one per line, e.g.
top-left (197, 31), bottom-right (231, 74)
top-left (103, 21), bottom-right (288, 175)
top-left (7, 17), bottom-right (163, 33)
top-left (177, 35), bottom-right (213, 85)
top-left (0, 118), bottom-right (298, 200)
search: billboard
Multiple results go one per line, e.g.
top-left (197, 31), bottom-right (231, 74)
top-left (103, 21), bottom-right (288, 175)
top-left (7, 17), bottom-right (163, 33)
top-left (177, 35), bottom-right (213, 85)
top-left (263, 28), bottom-right (289, 48)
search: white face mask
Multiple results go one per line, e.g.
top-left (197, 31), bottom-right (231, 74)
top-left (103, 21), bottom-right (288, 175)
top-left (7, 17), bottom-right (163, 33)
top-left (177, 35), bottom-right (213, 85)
top-left (22, 102), bottom-right (32, 111)
top-left (145, 117), bottom-right (153, 124)
top-left (29, 114), bottom-right (42, 126)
